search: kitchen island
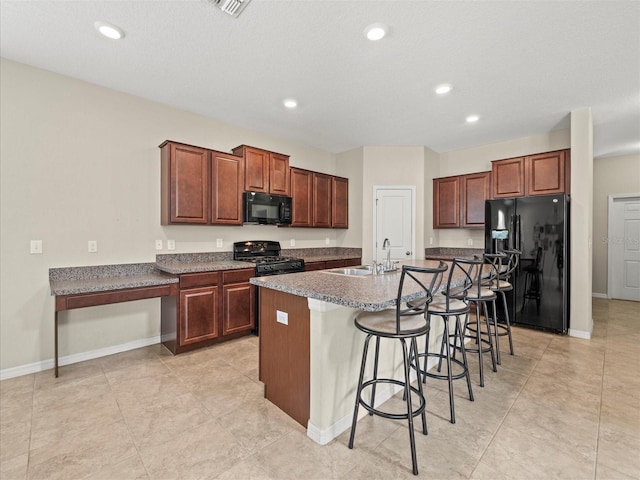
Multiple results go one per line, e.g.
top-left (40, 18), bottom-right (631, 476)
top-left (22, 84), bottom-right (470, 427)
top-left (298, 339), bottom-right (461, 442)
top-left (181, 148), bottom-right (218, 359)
top-left (251, 259), bottom-right (469, 445)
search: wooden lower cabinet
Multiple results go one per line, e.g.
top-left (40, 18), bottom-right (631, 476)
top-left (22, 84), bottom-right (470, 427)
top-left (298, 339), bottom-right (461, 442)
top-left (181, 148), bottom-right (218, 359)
top-left (304, 261), bottom-right (327, 271)
top-left (180, 286), bottom-right (219, 346)
top-left (161, 268), bottom-right (255, 354)
top-left (305, 258), bottom-right (362, 271)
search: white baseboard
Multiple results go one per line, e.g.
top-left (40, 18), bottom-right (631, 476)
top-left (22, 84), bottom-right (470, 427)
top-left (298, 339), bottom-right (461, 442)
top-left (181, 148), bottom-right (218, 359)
top-left (0, 336), bottom-right (161, 381)
top-left (592, 292), bottom-right (608, 299)
top-left (306, 356), bottom-right (437, 445)
top-left (568, 328), bottom-right (592, 340)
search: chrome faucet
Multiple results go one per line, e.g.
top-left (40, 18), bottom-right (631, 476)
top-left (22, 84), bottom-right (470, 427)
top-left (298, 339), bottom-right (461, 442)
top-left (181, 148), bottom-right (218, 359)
top-left (382, 238), bottom-right (391, 270)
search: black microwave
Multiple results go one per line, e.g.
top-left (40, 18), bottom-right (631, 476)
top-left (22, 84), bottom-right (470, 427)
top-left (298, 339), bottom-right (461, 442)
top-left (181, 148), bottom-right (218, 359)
top-left (243, 192), bottom-right (292, 225)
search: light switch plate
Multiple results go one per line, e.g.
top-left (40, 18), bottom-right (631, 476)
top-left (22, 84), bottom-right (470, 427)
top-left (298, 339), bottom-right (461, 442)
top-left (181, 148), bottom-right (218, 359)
top-left (30, 240), bottom-right (43, 254)
top-left (216, 238), bottom-right (223, 248)
top-left (290, 239), bottom-right (295, 247)
top-left (88, 240), bottom-right (98, 253)
top-left (167, 240), bottom-right (175, 250)
top-left (325, 237), bottom-right (330, 245)
top-left (276, 310), bottom-right (289, 325)
top-left (155, 240), bottom-right (163, 250)
top-left (467, 239), bottom-right (473, 246)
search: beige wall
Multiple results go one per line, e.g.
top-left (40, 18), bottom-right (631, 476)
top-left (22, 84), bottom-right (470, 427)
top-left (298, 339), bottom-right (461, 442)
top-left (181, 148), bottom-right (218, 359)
top-left (335, 147), bottom-right (364, 249)
top-left (360, 146), bottom-right (426, 263)
top-left (0, 59), bottom-right (344, 372)
top-left (592, 153), bottom-right (640, 296)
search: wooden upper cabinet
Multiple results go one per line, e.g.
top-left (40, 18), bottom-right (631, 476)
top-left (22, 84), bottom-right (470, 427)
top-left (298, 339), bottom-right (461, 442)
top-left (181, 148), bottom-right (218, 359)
top-left (270, 152), bottom-right (291, 196)
top-left (460, 171), bottom-right (491, 228)
top-left (492, 149), bottom-right (570, 198)
top-left (525, 150), bottom-right (566, 196)
top-left (290, 167), bottom-right (313, 227)
top-left (433, 176), bottom-right (460, 228)
top-left (492, 157), bottom-right (525, 198)
top-left (313, 173), bottom-right (332, 228)
top-left (211, 152), bottom-right (244, 225)
top-left (232, 145), bottom-right (290, 195)
top-left (160, 141), bottom-right (210, 224)
top-left (331, 176), bottom-right (349, 228)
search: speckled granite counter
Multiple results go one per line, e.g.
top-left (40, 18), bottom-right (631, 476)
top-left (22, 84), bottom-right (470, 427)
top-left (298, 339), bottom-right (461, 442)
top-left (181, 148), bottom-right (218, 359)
top-left (156, 253), bottom-right (254, 274)
top-left (282, 247), bottom-right (362, 263)
top-left (424, 247), bottom-right (484, 260)
top-left (251, 259), bottom-right (467, 312)
top-left (49, 263), bottom-right (178, 296)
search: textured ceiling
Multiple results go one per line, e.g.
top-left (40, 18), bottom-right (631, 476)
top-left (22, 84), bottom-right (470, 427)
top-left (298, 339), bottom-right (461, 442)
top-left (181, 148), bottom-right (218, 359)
top-left (1, 0), bottom-right (639, 158)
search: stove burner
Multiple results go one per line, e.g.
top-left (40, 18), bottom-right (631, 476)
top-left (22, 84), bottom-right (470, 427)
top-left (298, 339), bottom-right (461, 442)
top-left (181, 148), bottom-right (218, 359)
top-left (233, 241), bottom-right (305, 276)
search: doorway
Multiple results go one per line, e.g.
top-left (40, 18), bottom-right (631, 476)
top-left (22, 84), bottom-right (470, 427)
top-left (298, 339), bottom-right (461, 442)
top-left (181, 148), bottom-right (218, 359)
top-left (608, 194), bottom-right (640, 301)
top-left (373, 186), bottom-right (415, 264)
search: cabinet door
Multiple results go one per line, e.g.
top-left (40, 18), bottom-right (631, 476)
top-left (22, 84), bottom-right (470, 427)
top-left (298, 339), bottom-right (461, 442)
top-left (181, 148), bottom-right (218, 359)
top-left (331, 176), bottom-right (349, 228)
top-left (525, 150), bottom-right (566, 196)
top-left (179, 286), bottom-right (219, 346)
top-left (222, 282), bottom-right (255, 335)
top-left (460, 171), bottom-right (491, 228)
top-left (163, 142), bottom-right (210, 224)
top-left (433, 177), bottom-right (460, 228)
top-left (243, 147), bottom-right (270, 193)
top-left (492, 157), bottom-right (525, 198)
top-left (211, 152), bottom-right (244, 225)
top-left (290, 168), bottom-right (313, 227)
top-left (313, 173), bottom-right (332, 227)
top-left (269, 153), bottom-right (290, 195)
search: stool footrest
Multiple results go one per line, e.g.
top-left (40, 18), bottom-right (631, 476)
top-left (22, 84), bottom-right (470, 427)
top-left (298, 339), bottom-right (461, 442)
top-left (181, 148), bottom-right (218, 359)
top-left (359, 379), bottom-right (426, 420)
top-left (413, 352), bottom-right (469, 381)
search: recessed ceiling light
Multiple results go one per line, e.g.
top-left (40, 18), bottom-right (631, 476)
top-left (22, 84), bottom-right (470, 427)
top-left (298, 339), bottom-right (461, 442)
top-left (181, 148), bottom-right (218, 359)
top-left (435, 84), bottom-right (452, 95)
top-left (94, 21), bottom-right (125, 40)
top-left (283, 99), bottom-right (298, 109)
top-left (364, 23), bottom-right (387, 41)
top-left (466, 115), bottom-right (480, 123)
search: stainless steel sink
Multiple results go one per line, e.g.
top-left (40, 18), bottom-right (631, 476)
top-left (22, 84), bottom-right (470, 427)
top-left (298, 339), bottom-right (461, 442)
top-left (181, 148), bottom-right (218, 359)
top-left (323, 265), bottom-right (373, 276)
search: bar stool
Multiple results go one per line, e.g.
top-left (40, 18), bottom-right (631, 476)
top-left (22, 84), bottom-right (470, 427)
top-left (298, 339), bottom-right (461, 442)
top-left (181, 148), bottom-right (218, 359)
top-left (348, 262), bottom-right (447, 476)
top-left (484, 249), bottom-right (520, 364)
top-left (411, 258), bottom-right (475, 424)
top-left (522, 247), bottom-right (543, 314)
top-left (458, 255), bottom-right (498, 388)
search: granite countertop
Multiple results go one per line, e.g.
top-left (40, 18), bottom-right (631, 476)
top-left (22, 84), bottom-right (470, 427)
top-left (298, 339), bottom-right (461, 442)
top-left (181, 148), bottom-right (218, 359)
top-left (282, 247), bottom-right (362, 263)
top-left (424, 247), bottom-right (484, 260)
top-left (49, 263), bottom-right (178, 296)
top-left (251, 259), bottom-right (475, 312)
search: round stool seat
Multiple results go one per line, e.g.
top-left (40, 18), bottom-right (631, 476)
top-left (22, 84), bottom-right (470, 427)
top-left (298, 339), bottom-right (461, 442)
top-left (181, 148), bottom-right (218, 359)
top-left (428, 296), bottom-right (469, 315)
top-left (465, 288), bottom-right (497, 301)
top-left (356, 309), bottom-right (429, 337)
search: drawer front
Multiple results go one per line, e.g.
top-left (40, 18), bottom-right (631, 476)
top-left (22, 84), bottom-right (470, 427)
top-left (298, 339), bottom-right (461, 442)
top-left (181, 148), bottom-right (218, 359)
top-left (325, 259), bottom-right (347, 269)
top-left (222, 268), bottom-right (255, 284)
top-left (304, 261), bottom-right (326, 271)
top-left (180, 272), bottom-right (220, 289)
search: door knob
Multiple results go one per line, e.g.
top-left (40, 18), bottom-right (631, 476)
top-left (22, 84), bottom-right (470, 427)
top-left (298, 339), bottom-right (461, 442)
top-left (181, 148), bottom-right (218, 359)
top-left (406, 251), bottom-right (411, 256)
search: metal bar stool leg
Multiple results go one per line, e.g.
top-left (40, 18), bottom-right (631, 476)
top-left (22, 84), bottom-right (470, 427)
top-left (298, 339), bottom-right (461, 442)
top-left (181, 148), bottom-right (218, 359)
top-left (491, 299), bottom-right (502, 365)
top-left (473, 301), bottom-right (485, 387)
top-left (411, 336), bottom-right (428, 436)
top-left (349, 334), bottom-right (372, 449)
top-left (401, 338), bottom-right (419, 475)
top-left (482, 301), bottom-right (498, 373)
top-left (456, 315), bottom-right (474, 402)
top-left (369, 336), bottom-right (381, 415)
top-left (442, 317), bottom-right (456, 424)
top-left (500, 290), bottom-right (515, 355)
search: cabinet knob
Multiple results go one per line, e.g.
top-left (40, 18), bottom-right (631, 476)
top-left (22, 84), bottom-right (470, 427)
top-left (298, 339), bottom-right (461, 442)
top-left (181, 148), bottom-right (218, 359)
top-left (406, 251), bottom-right (411, 256)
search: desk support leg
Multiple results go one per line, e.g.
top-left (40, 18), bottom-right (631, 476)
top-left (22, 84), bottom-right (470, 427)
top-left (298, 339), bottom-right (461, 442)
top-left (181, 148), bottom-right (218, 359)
top-left (54, 311), bottom-right (59, 378)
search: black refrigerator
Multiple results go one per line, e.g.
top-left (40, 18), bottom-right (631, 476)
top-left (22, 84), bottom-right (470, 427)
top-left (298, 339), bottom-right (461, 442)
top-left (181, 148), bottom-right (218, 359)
top-left (484, 194), bottom-right (570, 334)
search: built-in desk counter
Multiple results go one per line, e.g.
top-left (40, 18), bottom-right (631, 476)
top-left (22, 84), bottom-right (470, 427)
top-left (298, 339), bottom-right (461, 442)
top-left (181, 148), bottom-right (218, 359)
top-left (49, 263), bottom-right (179, 377)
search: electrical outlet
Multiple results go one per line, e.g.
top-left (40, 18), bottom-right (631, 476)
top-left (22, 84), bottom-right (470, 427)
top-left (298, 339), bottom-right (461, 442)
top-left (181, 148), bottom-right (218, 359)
top-left (276, 310), bottom-right (289, 325)
top-left (325, 237), bottom-right (330, 245)
top-left (468, 239), bottom-right (473, 246)
top-left (290, 239), bottom-right (295, 247)
top-left (167, 240), bottom-right (175, 250)
top-left (88, 240), bottom-right (98, 253)
top-left (216, 238), bottom-right (223, 248)
top-left (155, 240), bottom-right (163, 250)
top-left (429, 237), bottom-right (433, 245)
top-left (30, 240), bottom-right (43, 254)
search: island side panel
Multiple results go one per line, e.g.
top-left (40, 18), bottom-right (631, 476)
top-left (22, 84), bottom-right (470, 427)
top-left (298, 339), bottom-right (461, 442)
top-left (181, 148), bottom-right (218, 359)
top-left (258, 287), bottom-right (310, 427)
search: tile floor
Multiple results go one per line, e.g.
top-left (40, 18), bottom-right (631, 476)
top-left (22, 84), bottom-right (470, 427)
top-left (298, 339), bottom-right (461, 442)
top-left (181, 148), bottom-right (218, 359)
top-left (1, 298), bottom-right (638, 479)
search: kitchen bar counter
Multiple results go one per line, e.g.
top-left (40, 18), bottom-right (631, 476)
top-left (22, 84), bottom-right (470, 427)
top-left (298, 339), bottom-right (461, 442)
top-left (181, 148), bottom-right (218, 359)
top-left (424, 247), bottom-right (484, 260)
top-left (254, 259), bottom-right (483, 445)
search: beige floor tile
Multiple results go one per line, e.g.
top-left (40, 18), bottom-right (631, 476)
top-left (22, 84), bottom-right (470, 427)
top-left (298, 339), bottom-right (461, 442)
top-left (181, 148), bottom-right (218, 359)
top-left (0, 409), bottom-right (31, 462)
top-left (596, 462), bottom-right (639, 480)
top-left (189, 374), bottom-right (265, 419)
top-left (30, 393), bottom-right (123, 451)
top-left (214, 455), bottom-right (274, 480)
top-left (118, 391), bottom-right (212, 449)
top-left (0, 375), bottom-right (34, 399)
top-left (31, 372), bottom-right (111, 412)
top-left (33, 359), bottom-right (103, 389)
top-left (27, 419), bottom-right (137, 480)
top-left (469, 424), bottom-right (595, 480)
top-left (0, 453), bottom-right (28, 480)
top-left (597, 422), bottom-right (640, 478)
top-left (103, 358), bottom-right (173, 386)
top-left (83, 453), bottom-right (149, 480)
top-left (137, 420), bottom-right (249, 480)
top-left (99, 344), bottom-right (164, 374)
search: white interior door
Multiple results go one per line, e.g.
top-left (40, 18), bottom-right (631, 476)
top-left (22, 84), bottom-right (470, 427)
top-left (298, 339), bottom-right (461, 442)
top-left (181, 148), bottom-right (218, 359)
top-left (374, 187), bottom-right (415, 263)
top-left (608, 194), bottom-right (640, 301)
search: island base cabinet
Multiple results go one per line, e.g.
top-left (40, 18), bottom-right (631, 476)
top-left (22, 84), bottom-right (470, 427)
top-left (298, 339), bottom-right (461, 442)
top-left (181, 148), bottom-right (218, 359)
top-left (258, 288), bottom-right (310, 427)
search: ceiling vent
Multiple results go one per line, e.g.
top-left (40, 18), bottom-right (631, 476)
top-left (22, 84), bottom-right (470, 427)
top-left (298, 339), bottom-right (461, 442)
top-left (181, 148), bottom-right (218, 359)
top-left (204, 0), bottom-right (251, 18)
